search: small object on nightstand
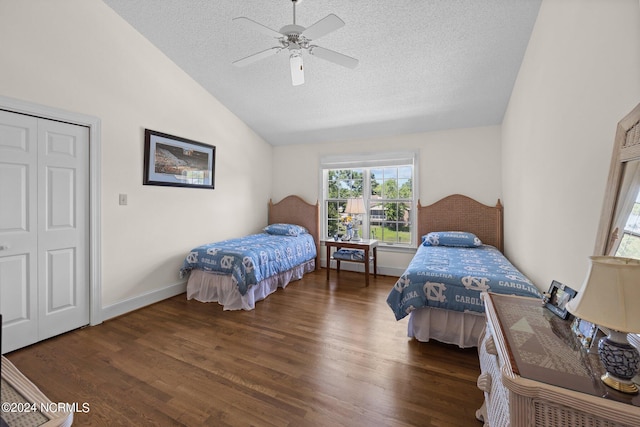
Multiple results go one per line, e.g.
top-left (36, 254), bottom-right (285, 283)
top-left (345, 198), bottom-right (365, 241)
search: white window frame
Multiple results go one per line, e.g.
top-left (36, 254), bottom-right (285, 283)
top-left (611, 161), bottom-right (640, 257)
top-left (319, 151), bottom-right (419, 248)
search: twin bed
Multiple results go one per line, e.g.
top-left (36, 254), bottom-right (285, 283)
top-left (180, 193), bottom-right (541, 350)
top-left (386, 194), bottom-right (542, 348)
top-left (179, 195), bottom-right (320, 310)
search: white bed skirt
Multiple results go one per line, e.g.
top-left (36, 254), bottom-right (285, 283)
top-left (186, 260), bottom-right (315, 311)
top-left (407, 307), bottom-right (486, 348)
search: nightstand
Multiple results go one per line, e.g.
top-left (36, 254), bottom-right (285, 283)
top-left (323, 238), bottom-right (378, 286)
top-left (476, 292), bottom-right (640, 427)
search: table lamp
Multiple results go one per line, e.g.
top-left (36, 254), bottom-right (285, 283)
top-left (345, 198), bottom-right (366, 241)
top-left (566, 256), bottom-right (640, 394)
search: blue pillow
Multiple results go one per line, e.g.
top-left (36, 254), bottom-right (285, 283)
top-left (422, 231), bottom-right (482, 248)
top-left (263, 223), bottom-right (308, 237)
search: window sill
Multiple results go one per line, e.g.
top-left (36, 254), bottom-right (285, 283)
top-left (376, 243), bottom-right (417, 254)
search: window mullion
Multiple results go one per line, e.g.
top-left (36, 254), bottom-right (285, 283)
top-left (362, 169), bottom-right (372, 241)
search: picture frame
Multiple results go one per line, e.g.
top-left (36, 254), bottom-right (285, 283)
top-left (571, 317), bottom-right (599, 349)
top-left (143, 129), bottom-right (215, 189)
top-left (543, 280), bottom-right (577, 320)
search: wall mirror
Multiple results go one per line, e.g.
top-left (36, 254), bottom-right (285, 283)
top-left (594, 103), bottom-right (640, 258)
top-left (594, 102), bottom-right (640, 349)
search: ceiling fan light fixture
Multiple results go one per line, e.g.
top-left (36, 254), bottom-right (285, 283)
top-left (233, 0), bottom-right (357, 85)
top-left (290, 52), bottom-right (304, 86)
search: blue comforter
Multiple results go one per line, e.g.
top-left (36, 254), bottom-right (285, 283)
top-left (387, 244), bottom-right (541, 320)
top-left (180, 232), bottom-right (316, 295)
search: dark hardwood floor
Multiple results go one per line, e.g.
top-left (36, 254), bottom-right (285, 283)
top-left (6, 270), bottom-right (483, 426)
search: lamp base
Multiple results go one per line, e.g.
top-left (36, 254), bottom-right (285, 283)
top-left (598, 330), bottom-right (640, 395)
top-left (601, 372), bottom-right (639, 394)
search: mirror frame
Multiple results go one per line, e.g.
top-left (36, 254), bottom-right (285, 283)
top-left (594, 102), bottom-right (640, 256)
top-left (594, 103), bottom-right (640, 349)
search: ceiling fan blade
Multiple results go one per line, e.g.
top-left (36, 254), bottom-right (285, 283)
top-left (290, 54), bottom-right (305, 86)
top-left (301, 14), bottom-right (344, 40)
top-left (309, 46), bottom-right (358, 69)
top-left (233, 47), bottom-right (282, 67)
top-left (233, 17), bottom-right (283, 39)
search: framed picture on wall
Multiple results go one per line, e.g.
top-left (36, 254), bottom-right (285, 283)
top-left (143, 129), bottom-right (215, 189)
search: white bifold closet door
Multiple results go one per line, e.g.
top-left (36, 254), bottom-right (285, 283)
top-left (0, 109), bottom-right (89, 353)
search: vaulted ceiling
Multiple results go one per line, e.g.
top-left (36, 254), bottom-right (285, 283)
top-left (102, 0), bottom-right (541, 146)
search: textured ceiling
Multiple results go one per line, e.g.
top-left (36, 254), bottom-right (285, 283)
top-left (102, 0), bottom-right (541, 146)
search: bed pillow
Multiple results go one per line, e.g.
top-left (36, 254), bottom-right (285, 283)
top-left (422, 231), bottom-right (482, 248)
top-left (263, 223), bottom-right (308, 236)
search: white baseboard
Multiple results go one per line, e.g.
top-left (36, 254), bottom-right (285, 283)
top-left (101, 281), bottom-right (186, 321)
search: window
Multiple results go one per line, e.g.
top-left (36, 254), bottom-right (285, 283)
top-left (614, 191), bottom-right (640, 259)
top-left (321, 152), bottom-right (417, 247)
top-left (612, 162), bottom-right (640, 259)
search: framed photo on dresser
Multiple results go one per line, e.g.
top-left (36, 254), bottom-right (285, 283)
top-left (571, 317), bottom-right (600, 349)
top-left (543, 280), bottom-right (577, 320)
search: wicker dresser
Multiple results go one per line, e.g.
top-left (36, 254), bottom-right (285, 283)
top-left (476, 293), bottom-right (640, 427)
top-left (1, 356), bottom-right (73, 427)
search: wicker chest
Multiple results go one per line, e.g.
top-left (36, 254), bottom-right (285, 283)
top-left (476, 293), bottom-right (640, 427)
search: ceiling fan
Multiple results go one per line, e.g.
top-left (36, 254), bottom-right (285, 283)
top-left (232, 0), bottom-right (359, 86)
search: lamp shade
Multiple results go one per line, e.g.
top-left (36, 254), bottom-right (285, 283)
top-left (566, 256), bottom-right (640, 333)
top-left (345, 198), bottom-right (365, 215)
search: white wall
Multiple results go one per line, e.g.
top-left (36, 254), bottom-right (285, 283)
top-left (502, 0), bottom-right (640, 290)
top-left (0, 0), bottom-right (272, 314)
top-left (272, 126), bottom-right (503, 273)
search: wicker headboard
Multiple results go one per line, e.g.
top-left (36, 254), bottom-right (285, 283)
top-left (417, 194), bottom-right (504, 252)
top-left (268, 195), bottom-right (320, 269)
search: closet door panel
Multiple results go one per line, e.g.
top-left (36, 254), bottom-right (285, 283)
top-left (37, 119), bottom-right (89, 340)
top-left (0, 111), bottom-right (39, 352)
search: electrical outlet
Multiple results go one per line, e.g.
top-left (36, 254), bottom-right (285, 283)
top-left (119, 194), bottom-right (128, 205)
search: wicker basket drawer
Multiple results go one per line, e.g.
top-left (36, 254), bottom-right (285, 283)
top-left (532, 398), bottom-right (633, 427)
top-left (478, 325), bottom-right (510, 427)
